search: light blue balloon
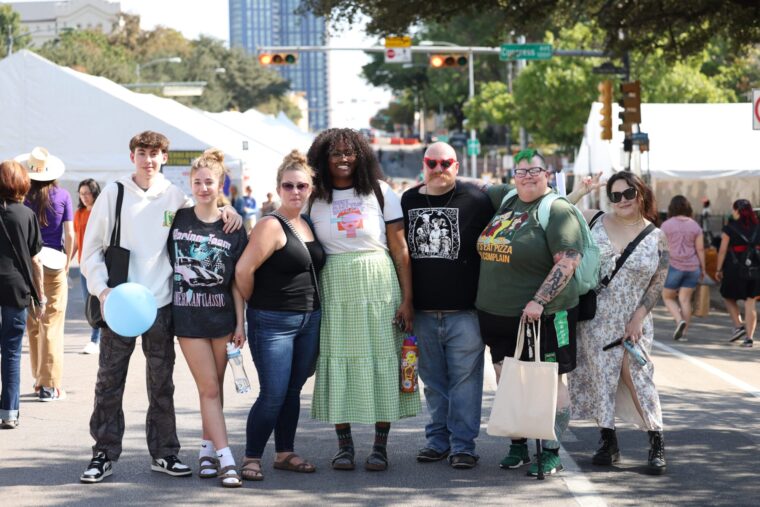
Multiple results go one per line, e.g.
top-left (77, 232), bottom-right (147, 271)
top-left (104, 283), bottom-right (157, 337)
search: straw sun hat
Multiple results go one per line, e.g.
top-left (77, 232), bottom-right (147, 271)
top-left (14, 146), bottom-right (65, 181)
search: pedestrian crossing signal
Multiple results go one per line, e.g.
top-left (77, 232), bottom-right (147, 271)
top-left (259, 53), bottom-right (297, 65)
top-left (430, 54), bottom-right (468, 68)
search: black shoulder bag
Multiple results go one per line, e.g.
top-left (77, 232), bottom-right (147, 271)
top-left (577, 217), bottom-right (655, 322)
top-left (85, 182), bottom-right (131, 328)
top-left (0, 208), bottom-right (41, 307)
top-left (729, 224), bottom-right (760, 280)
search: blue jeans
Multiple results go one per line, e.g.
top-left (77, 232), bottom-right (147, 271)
top-left (245, 308), bottom-right (321, 458)
top-left (1, 305), bottom-right (28, 420)
top-left (79, 271), bottom-right (100, 343)
top-left (414, 310), bottom-right (484, 457)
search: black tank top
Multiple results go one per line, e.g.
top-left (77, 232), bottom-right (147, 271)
top-left (248, 215), bottom-right (325, 312)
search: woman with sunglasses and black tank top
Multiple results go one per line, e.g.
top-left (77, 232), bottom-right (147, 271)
top-left (569, 171), bottom-right (670, 475)
top-left (235, 150), bottom-right (325, 481)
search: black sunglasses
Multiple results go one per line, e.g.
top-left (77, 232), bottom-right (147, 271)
top-left (608, 187), bottom-right (637, 203)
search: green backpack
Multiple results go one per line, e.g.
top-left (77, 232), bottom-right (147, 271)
top-left (500, 189), bottom-right (600, 295)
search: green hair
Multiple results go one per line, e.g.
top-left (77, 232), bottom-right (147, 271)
top-left (514, 148), bottom-right (545, 165)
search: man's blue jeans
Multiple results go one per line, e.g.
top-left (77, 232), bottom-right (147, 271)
top-left (1, 305), bottom-right (28, 420)
top-left (414, 310), bottom-right (484, 457)
top-left (245, 308), bottom-right (321, 458)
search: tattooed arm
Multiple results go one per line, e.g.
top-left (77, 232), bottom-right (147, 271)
top-left (522, 250), bottom-right (582, 321)
top-left (624, 231), bottom-right (670, 343)
top-left (386, 221), bottom-right (414, 333)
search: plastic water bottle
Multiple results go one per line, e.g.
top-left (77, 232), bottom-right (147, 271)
top-left (400, 336), bottom-right (419, 393)
top-left (226, 343), bottom-right (251, 394)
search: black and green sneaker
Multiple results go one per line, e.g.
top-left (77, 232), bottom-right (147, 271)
top-left (499, 443), bottom-right (530, 469)
top-left (528, 450), bottom-right (564, 476)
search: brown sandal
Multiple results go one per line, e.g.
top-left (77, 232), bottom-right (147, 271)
top-left (241, 457), bottom-right (264, 481)
top-left (219, 465), bottom-right (242, 488)
top-left (273, 453), bottom-right (316, 473)
top-left (198, 456), bottom-right (219, 478)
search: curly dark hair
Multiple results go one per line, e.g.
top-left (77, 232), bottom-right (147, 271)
top-left (606, 171), bottom-right (657, 223)
top-left (667, 195), bottom-right (693, 218)
top-left (307, 128), bottom-right (384, 204)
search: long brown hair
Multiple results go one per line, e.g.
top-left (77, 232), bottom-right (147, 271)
top-left (606, 171), bottom-right (657, 223)
top-left (26, 180), bottom-right (57, 227)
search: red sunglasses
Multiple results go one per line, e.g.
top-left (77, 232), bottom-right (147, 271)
top-left (424, 157), bottom-right (456, 170)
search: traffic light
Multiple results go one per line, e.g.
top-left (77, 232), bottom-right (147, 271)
top-left (429, 54), bottom-right (468, 68)
top-left (258, 53), bottom-right (298, 65)
top-left (618, 80), bottom-right (641, 133)
top-left (598, 80), bottom-right (613, 141)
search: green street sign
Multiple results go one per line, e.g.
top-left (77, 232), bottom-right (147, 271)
top-left (467, 138), bottom-right (481, 156)
top-left (500, 43), bottom-right (553, 61)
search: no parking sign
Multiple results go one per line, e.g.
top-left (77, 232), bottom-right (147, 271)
top-left (754, 89), bottom-right (760, 130)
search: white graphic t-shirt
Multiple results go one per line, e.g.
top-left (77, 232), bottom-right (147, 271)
top-left (309, 180), bottom-right (402, 254)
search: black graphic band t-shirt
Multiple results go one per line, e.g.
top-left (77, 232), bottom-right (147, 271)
top-left (401, 182), bottom-right (495, 310)
top-left (168, 207), bottom-right (247, 338)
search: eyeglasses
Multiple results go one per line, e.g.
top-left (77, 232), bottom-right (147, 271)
top-left (281, 182), bottom-right (310, 192)
top-left (514, 166), bottom-right (546, 178)
top-left (329, 150), bottom-right (356, 159)
top-left (608, 187), bottom-right (637, 203)
top-left (424, 157), bottom-right (456, 170)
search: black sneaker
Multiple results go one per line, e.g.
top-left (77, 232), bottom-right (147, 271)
top-left (416, 447), bottom-right (450, 462)
top-left (730, 326), bottom-right (746, 343)
top-left (673, 321), bottom-right (687, 341)
top-left (80, 452), bottom-right (112, 483)
top-left (449, 453), bottom-right (477, 469)
top-left (151, 455), bottom-right (192, 476)
top-left (742, 338), bottom-right (754, 348)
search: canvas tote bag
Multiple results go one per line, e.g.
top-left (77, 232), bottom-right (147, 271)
top-left (487, 319), bottom-right (558, 441)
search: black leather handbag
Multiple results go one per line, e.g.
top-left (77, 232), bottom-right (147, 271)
top-left (85, 183), bottom-right (130, 328)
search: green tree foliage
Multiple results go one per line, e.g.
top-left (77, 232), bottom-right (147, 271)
top-left (37, 30), bottom-right (134, 83)
top-left (462, 82), bottom-right (516, 131)
top-left (302, 0), bottom-right (760, 61)
top-left (0, 4), bottom-right (31, 57)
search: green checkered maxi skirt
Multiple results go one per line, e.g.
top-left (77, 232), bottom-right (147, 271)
top-left (311, 250), bottom-right (421, 424)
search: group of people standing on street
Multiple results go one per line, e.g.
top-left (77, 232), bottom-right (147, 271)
top-left (13, 126), bottom-right (758, 488)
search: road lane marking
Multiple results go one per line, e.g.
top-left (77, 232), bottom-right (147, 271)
top-left (654, 341), bottom-right (760, 399)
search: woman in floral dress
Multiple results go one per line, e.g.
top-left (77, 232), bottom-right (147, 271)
top-left (569, 171), bottom-right (669, 475)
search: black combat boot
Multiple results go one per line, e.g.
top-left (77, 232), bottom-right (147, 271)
top-left (592, 427), bottom-right (620, 465)
top-left (647, 431), bottom-right (667, 475)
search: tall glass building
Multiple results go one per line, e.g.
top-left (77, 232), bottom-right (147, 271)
top-left (229, 0), bottom-right (329, 132)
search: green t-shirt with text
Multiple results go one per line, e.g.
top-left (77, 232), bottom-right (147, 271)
top-left (475, 186), bottom-right (584, 317)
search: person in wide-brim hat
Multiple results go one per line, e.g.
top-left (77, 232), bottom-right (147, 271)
top-left (14, 146), bottom-right (66, 181)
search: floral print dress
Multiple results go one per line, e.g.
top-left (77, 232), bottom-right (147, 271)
top-left (570, 219), bottom-right (667, 431)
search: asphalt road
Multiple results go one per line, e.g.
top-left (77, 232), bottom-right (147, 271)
top-left (1, 272), bottom-right (758, 506)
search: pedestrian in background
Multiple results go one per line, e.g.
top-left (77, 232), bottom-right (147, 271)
top-left (307, 128), bottom-right (419, 472)
top-left (17, 147), bottom-right (73, 402)
top-left (72, 178), bottom-right (102, 354)
top-left (235, 150), bottom-right (325, 481)
top-left (660, 195), bottom-right (705, 342)
top-left (241, 185), bottom-right (257, 233)
top-left (570, 171), bottom-right (669, 475)
top-left (169, 148), bottom-right (247, 488)
top-left (0, 160), bottom-right (44, 429)
top-left (260, 191), bottom-right (278, 215)
top-left (715, 198), bottom-right (760, 347)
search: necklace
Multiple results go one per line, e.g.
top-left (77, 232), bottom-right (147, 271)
top-left (613, 213), bottom-right (644, 227)
top-left (423, 183), bottom-right (456, 210)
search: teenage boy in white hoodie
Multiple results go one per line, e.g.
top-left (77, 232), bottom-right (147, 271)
top-left (79, 131), bottom-right (242, 483)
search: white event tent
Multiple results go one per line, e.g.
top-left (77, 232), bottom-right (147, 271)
top-left (0, 50), bottom-right (306, 202)
top-left (574, 102), bottom-right (760, 213)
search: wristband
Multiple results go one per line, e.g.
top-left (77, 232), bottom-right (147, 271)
top-left (532, 296), bottom-right (547, 306)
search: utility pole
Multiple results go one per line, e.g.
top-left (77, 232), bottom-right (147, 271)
top-left (6, 24), bottom-right (13, 56)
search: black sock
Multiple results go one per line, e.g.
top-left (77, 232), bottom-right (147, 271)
top-left (374, 422), bottom-right (390, 448)
top-left (335, 424), bottom-right (353, 448)
top-left (546, 447), bottom-right (559, 456)
top-left (512, 438), bottom-right (527, 445)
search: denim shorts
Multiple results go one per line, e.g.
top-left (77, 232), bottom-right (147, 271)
top-left (664, 266), bottom-right (700, 289)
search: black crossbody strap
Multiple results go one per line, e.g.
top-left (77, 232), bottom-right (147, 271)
top-left (599, 223), bottom-right (656, 289)
top-left (109, 182), bottom-right (124, 247)
top-left (0, 208), bottom-right (40, 304)
top-left (589, 211), bottom-right (605, 229)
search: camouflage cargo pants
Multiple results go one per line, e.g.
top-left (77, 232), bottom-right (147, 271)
top-left (89, 305), bottom-right (180, 461)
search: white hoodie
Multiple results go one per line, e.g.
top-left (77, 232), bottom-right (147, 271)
top-left (82, 173), bottom-right (191, 307)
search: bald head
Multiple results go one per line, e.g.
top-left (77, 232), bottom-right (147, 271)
top-left (424, 142), bottom-right (457, 161)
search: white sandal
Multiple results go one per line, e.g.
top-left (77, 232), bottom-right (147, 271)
top-left (219, 465), bottom-right (242, 488)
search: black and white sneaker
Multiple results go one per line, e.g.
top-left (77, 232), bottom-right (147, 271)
top-left (673, 320), bottom-right (687, 341)
top-left (80, 452), bottom-right (112, 483)
top-left (151, 455), bottom-right (192, 477)
top-left (730, 326), bottom-right (746, 343)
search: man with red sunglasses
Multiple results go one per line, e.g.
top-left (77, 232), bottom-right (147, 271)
top-left (401, 142), bottom-right (495, 469)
